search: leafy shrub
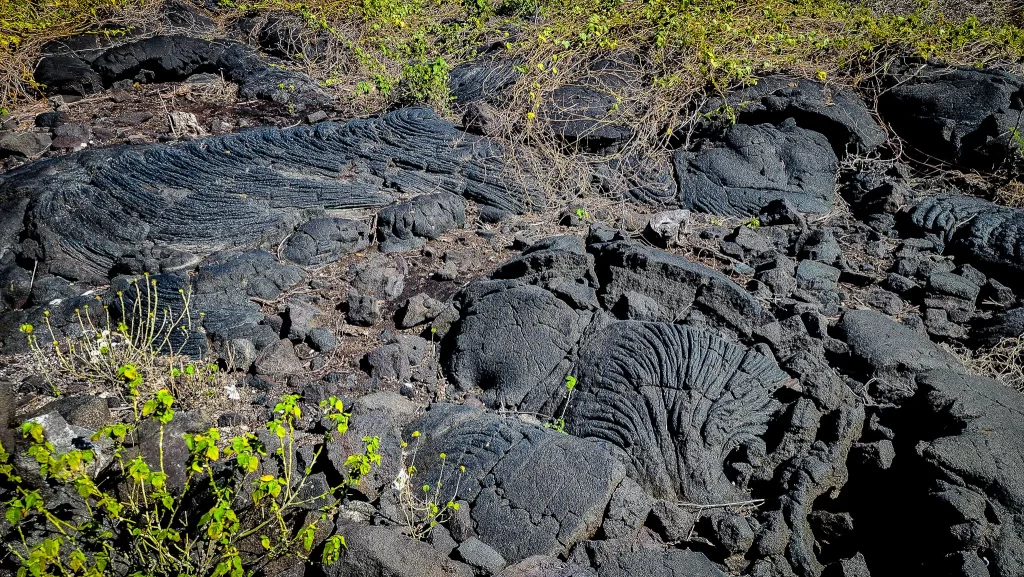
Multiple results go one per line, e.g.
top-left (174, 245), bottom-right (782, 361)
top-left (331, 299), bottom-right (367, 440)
top-left (0, 392), bottom-right (366, 577)
top-left (399, 57), bottom-right (451, 105)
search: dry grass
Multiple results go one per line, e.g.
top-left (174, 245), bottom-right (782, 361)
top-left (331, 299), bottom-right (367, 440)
top-left (948, 336), bottom-right (1024, 391)
top-left (0, 0), bottom-right (160, 110)
top-left (994, 180), bottom-right (1024, 207)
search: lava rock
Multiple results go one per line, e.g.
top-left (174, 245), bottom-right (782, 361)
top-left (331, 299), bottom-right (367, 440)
top-left (306, 327), bottom-right (338, 353)
top-left (594, 549), bottom-right (727, 577)
top-left (34, 111), bottom-right (66, 128)
top-left (347, 291), bottom-right (382, 326)
top-left (406, 403), bottom-right (626, 564)
top-left (376, 192), bottom-right (467, 253)
top-left (283, 218), bottom-right (369, 266)
top-left (88, 35), bottom-right (331, 111)
top-left (457, 537), bottom-right (508, 574)
top-left (348, 255), bottom-right (407, 301)
top-left (29, 395), bottom-right (111, 430)
top-left (34, 55), bottom-right (104, 96)
top-left (798, 229), bottom-right (842, 265)
top-left (462, 101), bottom-right (503, 137)
top-left (563, 321), bottom-right (786, 503)
top-left (674, 118), bottom-right (838, 216)
top-left (325, 522), bottom-right (474, 577)
top-left (647, 500), bottom-right (697, 542)
top-left (591, 239), bottom-right (771, 336)
top-left (601, 477), bottom-right (653, 540)
top-left (398, 293), bottom-right (445, 328)
top-left (51, 123), bottom-right (92, 149)
top-left (447, 278), bottom-right (593, 406)
top-left (253, 338), bottom-right (306, 376)
top-left (541, 85), bottom-right (633, 154)
top-left (0, 132), bottom-right (52, 157)
top-left (911, 369), bottom-right (1024, 577)
top-left (715, 75), bottom-right (886, 155)
top-left (795, 260), bottom-right (841, 291)
top-left (836, 309), bottom-right (960, 392)
top-left (879, 65), bottom-right (1024, 168)
top-left (0, 107), bottom-right (534, 293)
top-left (909, 194), bottom-right (1024, 277)
top-left (448, 55), bottom-right (520, 104)
top-left (645, 209), bottom-right (691, 247)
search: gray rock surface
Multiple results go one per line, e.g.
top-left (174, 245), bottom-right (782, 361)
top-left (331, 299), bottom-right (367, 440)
top-left (457, 537), bottom-right (508, 574)
top-left (719, 75), bottom-right (886, 155)
top-left (591, 240), bottom-right (770, 336)
top-left (674, 119), bottom-right (838, 216)
top-left (912, 369), bottom-right (1024, 577)
top-left (564, 321), bottom-right (786, 503)
top-left (879, 65), bottom-right (1024, 167)
top-left (323, 523), bottom-right (474, 577)
top-left (836, 309), bottom-right (959, 386)
top-left (909, 194), bottom-right (1024, 277)
top-left (447, 279), bottom-right (595, 408)
top-left (283, 218), bottom-right (370, 266)
top-left (0, 107), bottom-right (531, 285)
top-left (377, 193), bottom-right (467, 253)
top-left (0, 132), bottom-right (52, 157)
top-left (405, 403), bottom-right (626, 564)
top-left (594, 549), bottom-right (728, 577)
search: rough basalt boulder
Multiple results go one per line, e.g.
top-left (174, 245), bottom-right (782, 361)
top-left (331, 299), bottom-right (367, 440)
top-left (594, 549), bottom-right (728, 577)
top-left (446, 279), bottom-right (598, 408)
top-left (405, 403), bottom-right (627, 564)
top-left (282, 218), bottom-right (370, 266)
top-left (38, 34), bottom-right (330, 110)
top-left (879, 65), bottom-right (1024, 168)
top-left (564, 321), bottom-right (787, 503)
top-left (715, 75), bottom-right (887, 155)
top-left (909, 194), bottom-right (1024, 277)
top-left (591, 240), bottom-right (771, 337)
top-left (974, 307), bottom-right (1024, 347)
top-left (674, 119), bottom-right (839, 216)
top-left (836, 309), bottom-right (959, 389)
top-left (377, 192), bottom-right (467, 253)
top-left (322, 523), bottom-right (474, 577)
top-left (910, 369), bottom-right (1024, 577)
top-left (489, 235), bottom-right (597, 289)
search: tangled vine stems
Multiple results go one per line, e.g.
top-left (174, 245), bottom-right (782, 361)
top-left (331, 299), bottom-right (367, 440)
top-left (0, 391), bottom-right (372, 577)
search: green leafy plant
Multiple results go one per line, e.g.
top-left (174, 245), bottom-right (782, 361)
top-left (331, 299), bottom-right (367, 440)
top-left (743, 217), bottom-right (761, 229)
top-left (395, 431), bottom-right (465, 540)
top-left (544, 374), bottom-right (577, 434)
top-left (1010, 126), bottom-right (1024, 159)
top-left (0, 391), bottom-right (361, 577)
top-left (399, 57), bottom-right (450, 105)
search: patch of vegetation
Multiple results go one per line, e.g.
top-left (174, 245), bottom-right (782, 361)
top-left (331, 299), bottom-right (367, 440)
top-left (21, 274), bottom-right (220, 406)
top-left (950, 335), bottom-right (1024, 391)
top-left (4, 270), bottom-right (385, 576)
top-left (0, 391), bottom-right (363, 577)
top-left (543, 374), bottom-right (577, 433)
top-left (396, 430), bottom-right (466, 540)
top-left (0, 0), bottom-right (146, 105)
top-left (995, 180), bottom-right (1024, 207)
top-left (3, 0), bottom-right (1021, 116)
